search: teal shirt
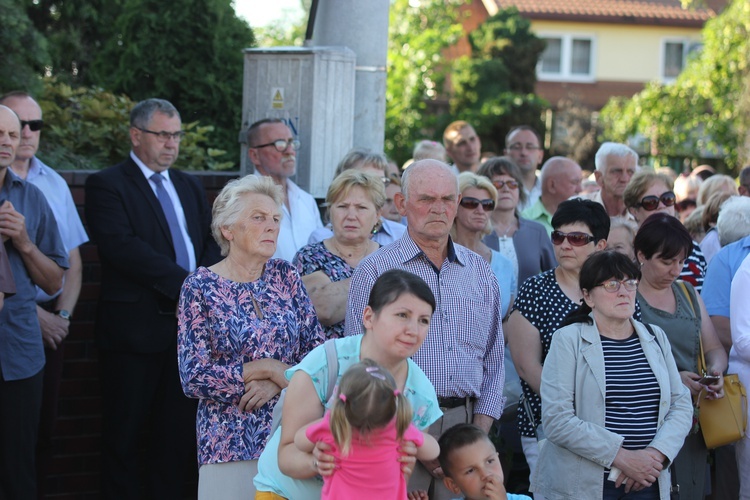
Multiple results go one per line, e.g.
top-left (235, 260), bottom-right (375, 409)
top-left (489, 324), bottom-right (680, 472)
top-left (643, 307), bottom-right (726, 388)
top-left (254, 335), bottom-right (442, 499)
top-left (521, 199), bottom-right (553, 237)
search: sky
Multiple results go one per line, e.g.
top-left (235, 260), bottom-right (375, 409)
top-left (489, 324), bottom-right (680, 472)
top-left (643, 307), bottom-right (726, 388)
top-left (234, 0), bottom-right (305, 28)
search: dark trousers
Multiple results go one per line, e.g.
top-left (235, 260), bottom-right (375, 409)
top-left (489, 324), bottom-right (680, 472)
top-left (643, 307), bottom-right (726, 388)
top-left (99, 347), bottom-right (198, 500)
top-left (0, 369), bottom-right (44, 500)
top-left (35, 345), bottom-right (65, 499)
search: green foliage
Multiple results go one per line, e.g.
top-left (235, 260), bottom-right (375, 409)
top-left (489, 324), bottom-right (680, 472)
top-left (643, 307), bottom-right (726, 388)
top-left (600, 0), bottom-right (750, 170)
top-left (449, 7), bottom-right (548, 153)
top-left (385, 0), bottom-right (465, 164)
top-left (0, 0), bottom-right (50, 94)
top-left (37, 79), bottom-right (234, 171)
top-left (86, 0), bottom-right (254, 160)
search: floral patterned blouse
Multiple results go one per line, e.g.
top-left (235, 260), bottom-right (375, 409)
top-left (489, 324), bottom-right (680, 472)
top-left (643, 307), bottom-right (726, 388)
top-left (293, 241), bottom-right (356, 339)
top-left (177, 260), bottom-right (324, 464)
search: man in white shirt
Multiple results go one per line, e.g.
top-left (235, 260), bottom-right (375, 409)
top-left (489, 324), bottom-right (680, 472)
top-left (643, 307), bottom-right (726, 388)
top-left (579, 142), bottom-right (638, 219)
top-left (246, 119), bottom-right (322, 261)
top-left (443, 120), bottom-right (482, 174)
top-left (504, 126), bottom-right (544, 212)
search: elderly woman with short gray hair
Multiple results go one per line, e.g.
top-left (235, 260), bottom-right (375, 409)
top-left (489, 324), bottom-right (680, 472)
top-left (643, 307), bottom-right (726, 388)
top-left (178, 175), bottom-right (324, 499)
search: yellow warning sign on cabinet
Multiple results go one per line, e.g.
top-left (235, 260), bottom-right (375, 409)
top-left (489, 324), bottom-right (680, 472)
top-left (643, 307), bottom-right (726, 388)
top-left (272, 88), bottom-right (284, 109)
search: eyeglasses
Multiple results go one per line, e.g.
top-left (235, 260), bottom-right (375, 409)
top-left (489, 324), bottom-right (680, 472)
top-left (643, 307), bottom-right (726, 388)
top-left (638, 191), bottom-right (676, 211)
top-left (251, 138), bottom-right (300, 152)
top-left (595, 279), bottom-right (639, 293)
top-left (460, 197), bottom-right (496, 212)
top-left (508, 143), bottom-right (541, 152)
top-left (492, 179), bottom-right (519, 190)
top-left (551, 230), bottom-right (595, 246)
top-left (20, 120), bottom-right (44, 132)
top-left (136, 128), bottom-right (185, 142)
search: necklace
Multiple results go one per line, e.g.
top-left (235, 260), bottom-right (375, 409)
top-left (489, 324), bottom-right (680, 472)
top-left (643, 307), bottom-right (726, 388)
top-left (494, 219), bottom-right (517, 241)
top-left (330, 239), bottom-right (371, 266)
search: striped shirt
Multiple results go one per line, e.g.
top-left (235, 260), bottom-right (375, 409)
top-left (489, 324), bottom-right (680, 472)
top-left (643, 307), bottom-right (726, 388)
top-left (344, 232), bottom-right (506, 419)
top-left (601, 334), bottom-right (660, 449)
top-left (680, 241), bottom-right (706, 293)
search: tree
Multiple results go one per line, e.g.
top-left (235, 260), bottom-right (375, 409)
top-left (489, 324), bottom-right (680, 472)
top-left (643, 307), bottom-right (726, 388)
top-left (600, 0), bottom-right (750, 170)
top-left (449, 7), bottom-right (548, 153)
top-left (385, 0), bottom-right (465, 164)
top-left (0, 0), bottom-right (50, 94)
top-left (87, 0), bottom-right (255, 157)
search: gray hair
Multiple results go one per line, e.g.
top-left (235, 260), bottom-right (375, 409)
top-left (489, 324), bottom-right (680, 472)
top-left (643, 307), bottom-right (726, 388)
top-left (717, 195), bottom-right (750, 246)
top-left (594, 142), bottom-right (638, 172)
top-left (334, 147), bottom-right (388, 177)
top-left (130, 99), bottom-right (180, 129)
top-left (211, 175), bottom-right (284, 256)
top-left (401, 159), bottom-right (458, 201)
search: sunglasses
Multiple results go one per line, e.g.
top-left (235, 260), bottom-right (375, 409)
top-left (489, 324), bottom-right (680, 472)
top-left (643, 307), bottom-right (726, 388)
top-left (638, 191), bottom-right (676, 211)
top-left (251, 138), bottom-right (300, 152)
top-left (459, 197), bottom-right (495, 212)
top-left (595, 279), bottom-right (639, 293)
top-left (492, 179), bottom-right (519, 190)
top-left (551, 230), bottom-right (595, 246)
top-left (20, 120), bottom-right (44, 132)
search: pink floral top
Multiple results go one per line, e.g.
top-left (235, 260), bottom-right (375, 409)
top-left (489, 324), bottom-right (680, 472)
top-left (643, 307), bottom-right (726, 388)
top-left (177, 260), bottom-right (324, 464)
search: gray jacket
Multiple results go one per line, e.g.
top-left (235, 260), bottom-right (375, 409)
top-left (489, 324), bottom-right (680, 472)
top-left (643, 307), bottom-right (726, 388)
top-left (531, 317), bottom-right (692, 500)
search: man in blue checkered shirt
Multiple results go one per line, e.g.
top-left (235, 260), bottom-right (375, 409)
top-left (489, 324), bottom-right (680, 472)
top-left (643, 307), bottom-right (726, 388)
top-left (345, 159), bottom-right (505, 499)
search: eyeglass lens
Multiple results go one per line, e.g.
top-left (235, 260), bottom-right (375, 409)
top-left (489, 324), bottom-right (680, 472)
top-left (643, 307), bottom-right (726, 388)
top-left (460, 197), bottom-right (495, 212)
top-left (551, 231), bottom-right (594, 246)
top-left (492, 180), bottom-right (519, 190)
top-left (20, 120), bottom-right (44, 132)
top-left (600, 279), bottom-right (639, 292)
top-left (640, 191), bottom-right (676, 211)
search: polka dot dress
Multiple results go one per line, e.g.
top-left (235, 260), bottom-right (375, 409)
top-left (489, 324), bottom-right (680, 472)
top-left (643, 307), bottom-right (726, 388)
top-left (512, 269), bottom-right (579, 437)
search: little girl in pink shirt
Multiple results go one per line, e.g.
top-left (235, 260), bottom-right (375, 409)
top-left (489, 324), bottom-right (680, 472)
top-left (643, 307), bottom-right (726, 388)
top-left (295, 359), bottom-right (439, 499)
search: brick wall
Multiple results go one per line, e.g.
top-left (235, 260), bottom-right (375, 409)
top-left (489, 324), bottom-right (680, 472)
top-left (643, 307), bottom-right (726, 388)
top-left (44, 171), bottom-right (238, 499)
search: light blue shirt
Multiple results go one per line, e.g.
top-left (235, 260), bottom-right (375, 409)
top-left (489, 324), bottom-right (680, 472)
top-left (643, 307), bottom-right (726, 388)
top-left (22, 156), bottom-right (88, 303)
top-left (490, 249), bottom-right (516, 318)
top-left (131, 152), bottom-right (197, 271)
top-left (703, 235), bottom-right (750, 317)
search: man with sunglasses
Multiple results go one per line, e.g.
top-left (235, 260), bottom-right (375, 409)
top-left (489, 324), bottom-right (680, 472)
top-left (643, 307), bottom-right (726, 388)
top-left (85, 98), bottom-right (220, 498)
top-left (0, 91), bottom-right (89, 494)
top-left (0, 104), bottom-right (67, 499)
top-left (246, 118), bottom-right (322, 261)
top-left (522, 157), bottom-right (583, 236)
top-left (578, 142), bottom-right (638, 219)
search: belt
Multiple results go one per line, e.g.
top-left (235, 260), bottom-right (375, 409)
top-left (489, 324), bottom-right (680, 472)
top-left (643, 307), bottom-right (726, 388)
top-left (438, 396), bottom-right (474, 409)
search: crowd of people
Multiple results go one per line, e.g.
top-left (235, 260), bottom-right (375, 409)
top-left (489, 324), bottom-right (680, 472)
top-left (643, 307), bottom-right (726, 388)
top-left (1, 96), bottom-right (749, 500)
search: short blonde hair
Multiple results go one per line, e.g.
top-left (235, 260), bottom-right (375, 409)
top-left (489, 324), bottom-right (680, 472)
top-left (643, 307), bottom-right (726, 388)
top-left (623, 171), bottom-right (674, 209)
top-left (326, 169), bottom-right (386, 214)
top-left (211, 175), bottom-right (284, 256)
top-left (454, 172), bottom-right (498, 236)
top-left (697, 174), bottom-right (738, 206)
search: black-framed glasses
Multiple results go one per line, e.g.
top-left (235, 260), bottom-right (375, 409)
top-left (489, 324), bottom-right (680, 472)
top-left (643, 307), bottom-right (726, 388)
top-left (459, 197), bottom-right (495, 212)
top-left (20, 120), bottom-right (44, 132)
top-left (136, 128), bottom-right (185, 142)
top-left (551, 230), bottom-right (595, 246)
top-left (508, 143), bottom-right (541, 152)
top-left (595, 279), bottom-right (639, 293)
top-left (251, 138), bottom-right (300, 152)
top-left (638, 191), bottom-right (676, 211)
top-left (492, 179), bottom-right (519, 190)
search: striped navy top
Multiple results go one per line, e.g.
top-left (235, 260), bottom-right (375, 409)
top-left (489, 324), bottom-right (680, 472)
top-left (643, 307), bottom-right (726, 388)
top-left (601, 333), bottom-right (660, 449)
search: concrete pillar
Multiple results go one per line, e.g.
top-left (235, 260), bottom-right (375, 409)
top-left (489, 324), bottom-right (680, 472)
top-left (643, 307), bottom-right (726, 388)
top-left (311, 0), bottom-right (389, 152)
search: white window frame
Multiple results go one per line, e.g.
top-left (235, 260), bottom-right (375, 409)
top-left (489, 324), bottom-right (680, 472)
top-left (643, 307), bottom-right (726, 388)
top-left (537, 33), bottom-right (596, 83)
top-left (660, 38), bottom-right (701, 83)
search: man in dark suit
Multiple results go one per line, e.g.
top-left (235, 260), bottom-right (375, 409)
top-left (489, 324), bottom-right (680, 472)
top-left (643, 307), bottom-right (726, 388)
top-left (85, 98), bottom-right (220, 499)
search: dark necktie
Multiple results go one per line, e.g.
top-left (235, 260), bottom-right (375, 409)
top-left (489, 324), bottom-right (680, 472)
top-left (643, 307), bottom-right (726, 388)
top-left (151, 173), bottom-right (190, 270)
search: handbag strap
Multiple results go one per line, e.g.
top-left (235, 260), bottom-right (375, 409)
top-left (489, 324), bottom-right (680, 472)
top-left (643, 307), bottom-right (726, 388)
top-left (677, 281), bottom-right (707, 376)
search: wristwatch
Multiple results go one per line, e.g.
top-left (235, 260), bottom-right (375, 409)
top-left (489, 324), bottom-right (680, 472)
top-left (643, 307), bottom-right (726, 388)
top-left (55, 309), bottom-right (72, 321)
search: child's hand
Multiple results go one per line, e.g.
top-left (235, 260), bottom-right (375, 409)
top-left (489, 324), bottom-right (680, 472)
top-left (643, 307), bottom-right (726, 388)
top-left (406, 490), bottom-right (429, 500)
top-left (313, 441), bottom-right (337, 477)
top-left (398, 440), bottom-right (418, 477)
top-left (482, 474), bottom-right (508, 500)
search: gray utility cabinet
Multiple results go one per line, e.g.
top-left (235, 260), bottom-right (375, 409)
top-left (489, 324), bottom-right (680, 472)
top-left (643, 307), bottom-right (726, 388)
top-left (241, 46), bottom-right (356, 198)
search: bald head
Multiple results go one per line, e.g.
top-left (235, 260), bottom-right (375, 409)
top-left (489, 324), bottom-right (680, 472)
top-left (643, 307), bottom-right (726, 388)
top-left (0, 105), bottom-right (21, 169)
top-left (541, 157), bottom-right (582, 205)
top-left (401, 159), bottom-right (458, 200)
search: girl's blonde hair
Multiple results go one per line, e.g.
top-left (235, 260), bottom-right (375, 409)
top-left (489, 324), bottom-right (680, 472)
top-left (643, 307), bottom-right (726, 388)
top-left (329, 359), bottom-right (412, 456)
